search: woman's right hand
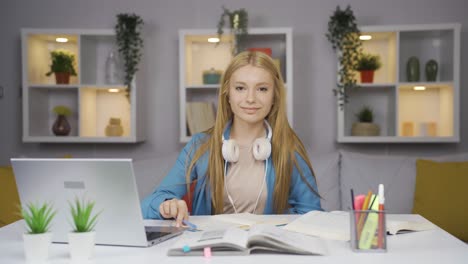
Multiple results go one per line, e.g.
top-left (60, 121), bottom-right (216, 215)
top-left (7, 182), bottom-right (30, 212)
top-left (159, 198), bottom-right (189, 227)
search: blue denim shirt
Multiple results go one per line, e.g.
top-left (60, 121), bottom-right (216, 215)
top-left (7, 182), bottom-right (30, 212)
top-left (141, 132), bottom-right (322, 219)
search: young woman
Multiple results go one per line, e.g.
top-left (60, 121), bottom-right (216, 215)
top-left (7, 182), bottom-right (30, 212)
top-left (141, 51), bottom-right (322, 226)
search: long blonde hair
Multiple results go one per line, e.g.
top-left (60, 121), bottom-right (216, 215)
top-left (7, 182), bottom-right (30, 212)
top-left (185, 51), bottom-right (318, 214)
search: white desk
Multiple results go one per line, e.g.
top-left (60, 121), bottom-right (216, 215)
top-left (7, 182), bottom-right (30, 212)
top-left (1, 215), bottom-right (467, 264)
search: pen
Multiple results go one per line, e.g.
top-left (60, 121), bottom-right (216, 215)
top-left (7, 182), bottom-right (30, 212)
top-left (357, 190), bottom-right (372, 239)
top-left (182, 219), bottom-right (198, 230)
top-left (378, 184), bottom-right (385, 249)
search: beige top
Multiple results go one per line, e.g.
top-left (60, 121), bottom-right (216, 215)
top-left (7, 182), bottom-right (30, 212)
top-left (223, 143), bottom-right (267, 214)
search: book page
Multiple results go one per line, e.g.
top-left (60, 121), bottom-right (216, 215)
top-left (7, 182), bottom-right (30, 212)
top-left (386, 214), bottom-right (437, 235)
top-left (213, 213), bottom-right (291, 229)
top-left (284, 211), bottom-right (437, 241)
top-left (168, 227), bottom-right (249, 256)
top-left (247, 224), bottom-right (328, 255)
top-left (283, 211), bottom-right (350, 241)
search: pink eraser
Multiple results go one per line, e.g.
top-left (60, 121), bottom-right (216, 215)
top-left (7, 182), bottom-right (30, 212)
top-left (354, 194), bottom-right (366, 210)
top-left (204, 247), bottom-right (212, 258)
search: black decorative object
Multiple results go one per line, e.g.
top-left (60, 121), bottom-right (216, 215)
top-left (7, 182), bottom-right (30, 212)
top-left (406, 56), bottom-right (420, 82)
top-left (425, 59), bottom-right (438, 82)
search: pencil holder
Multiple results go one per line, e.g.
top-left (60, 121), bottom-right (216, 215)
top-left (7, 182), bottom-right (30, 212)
top-left (350, 210), bottom-right (387, 252)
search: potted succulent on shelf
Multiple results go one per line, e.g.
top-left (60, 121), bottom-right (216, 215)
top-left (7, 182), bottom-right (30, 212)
top-left (115, 13), bottom-right (144, 99)
top-left (216, 5), bottom-right (248, 55)
top-left (21, 202), bottom-right (56, 262)
top-left (45, 50), bottom-right (77, 84)
top-left (326, 5), bottom-right (362, 109)
top-left (52, 105), bottom-right (72, 136)
top-left (356, 52), bottom-right (382, 83)
top-left (68, 196), bottom-right (101, 261)
top-left (351, 106), bottom-right (380, 136)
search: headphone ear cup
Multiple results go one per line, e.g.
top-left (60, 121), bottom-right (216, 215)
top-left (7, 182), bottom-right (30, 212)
top-left (252, 138), bottom-right (271, 161)
top-left (222, 139), bottom-right (239, 162)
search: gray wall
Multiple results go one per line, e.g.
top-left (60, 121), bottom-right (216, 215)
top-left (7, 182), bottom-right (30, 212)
top-left (1, 0), bottom-right (467, 165)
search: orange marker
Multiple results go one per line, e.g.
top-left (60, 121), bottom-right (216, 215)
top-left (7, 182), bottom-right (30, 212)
top-left (378, 184), bottom-right (385, 249)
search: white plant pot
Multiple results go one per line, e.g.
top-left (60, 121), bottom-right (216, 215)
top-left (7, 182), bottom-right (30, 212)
top-left (68, 231), bottom-right (96, 260)
top-left (23, 232), bottom-right (52, 262)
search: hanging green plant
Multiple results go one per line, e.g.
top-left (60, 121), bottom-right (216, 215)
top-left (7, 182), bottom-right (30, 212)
top-left (216, 6), bottom-right (248, 55)
top-left (326, 5), bottom-right (362, 109)
top-left (115, 13), bottom-right (144, 99)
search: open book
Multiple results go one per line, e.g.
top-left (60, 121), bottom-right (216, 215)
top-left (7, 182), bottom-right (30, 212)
top-left (168, 224), bottom-right (328, 256)
top-left (283, 211), bottom-right (437, 241)
top-left (213, 213), bottom-right (291, 229)
top-left (386, 214), bottom-right (437, 235)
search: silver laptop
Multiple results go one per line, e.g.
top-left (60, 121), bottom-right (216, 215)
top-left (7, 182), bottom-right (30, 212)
top-left (11, 158), bottom-right (184, 247)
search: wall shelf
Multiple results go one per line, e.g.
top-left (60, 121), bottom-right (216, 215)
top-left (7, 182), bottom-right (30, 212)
top-left (21, 28), bottom-right (145, 143)
top-left (337, 23), bottom-right (460, 143)
top-left (179, 28), bottom-right (293, 143)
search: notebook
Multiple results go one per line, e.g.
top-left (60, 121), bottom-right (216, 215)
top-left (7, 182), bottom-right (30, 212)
top-left (11, 158), bottom-right (184, 247)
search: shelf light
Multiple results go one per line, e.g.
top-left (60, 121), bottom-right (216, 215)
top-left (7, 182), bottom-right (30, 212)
top-left (414, 86), bottom-right (426, 91)
top-left (208, 37), bottom-right (220, 43)
top-left (55, 37), bottom-right (68, 43)
top-left (108, 88), bottom-right (120, 93)
top-left (359, 35), bottom-right (372, 41)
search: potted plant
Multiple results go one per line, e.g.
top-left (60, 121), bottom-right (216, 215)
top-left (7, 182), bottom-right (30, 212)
top-left (351, 106), bottom-right (380, 136)
top-left (115, 13), bottom-right (144, 99)
top-left (356, 52), bottom-right (381, 83)
top-left (217, 6), bottom-right (248, 55)
top-left (68, 196), bottom-right (100, 261)
top-left (21, 202), bottom-right (56, 262)
top-left (45, 50), bottom-right (77, 84)
top-left (52, 105), bottom-right (72, 136)
top-left (326, 5), bottom-right (362, 109)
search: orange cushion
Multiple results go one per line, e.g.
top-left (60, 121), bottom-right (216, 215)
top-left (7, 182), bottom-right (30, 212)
top-left (0, 166), bottom-right (22, 227)
top-left (412, 160), bottom-right (468, 241)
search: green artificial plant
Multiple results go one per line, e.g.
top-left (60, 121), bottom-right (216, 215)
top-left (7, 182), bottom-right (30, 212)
top-left (45, 50), bottom-right (77, 76)
top-left (115, 13), bottom-right (144, 98)
top-left (326, 5), bottom-right (362, 109)
top-left (69, 197), bottom-right (100, 233)
top-left (356, 52), bottom-right (382, 71)
top-left (21, 202), bottom-right (56, 234)
top-left (217, 6), bottom-right (248, 55)
top-left (355, 106), bottom-right (374, 123)
top-left (52, 105), bottom-right (72, 117)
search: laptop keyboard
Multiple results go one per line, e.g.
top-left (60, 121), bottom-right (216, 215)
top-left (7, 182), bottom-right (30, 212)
top-left (146, 231), bottom-right (171, 241)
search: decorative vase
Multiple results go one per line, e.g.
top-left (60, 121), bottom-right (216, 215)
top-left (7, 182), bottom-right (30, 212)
top-left (351, 122), bottom-right (380, 136)
top-left (406, 56), bottom-right (420, 82)
top-left (55, 72), bottom-right (70, 84)
top-left (68, 231), bottom-right (96, 260)
top-left (23, 232), bottom-right (52, 262)
top-left (359, 70), bottom-right (375, 83)
top-left (105, 117), bottom-right (123, 137)
top-left (425, 59), bottom-right (438, 82)
top-left (202, 68), bottom-right (222, 84)
top-left (105, 51), bottom-right (120, 84)
top-left (52, 115), bottom-right (71, 136)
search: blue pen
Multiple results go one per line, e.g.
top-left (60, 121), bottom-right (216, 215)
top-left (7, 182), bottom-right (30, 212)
top-left (182, 219), bottom-right (197, 230)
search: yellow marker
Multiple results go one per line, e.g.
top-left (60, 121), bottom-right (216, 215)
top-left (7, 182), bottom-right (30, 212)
top-left (358, 195), bottom-right (379, 249)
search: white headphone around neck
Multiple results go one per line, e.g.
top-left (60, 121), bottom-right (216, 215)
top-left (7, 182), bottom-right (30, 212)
top-left (222, 120), bottom-right (272, 214)
top-left (221, 120), bottom-right (272, 162)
